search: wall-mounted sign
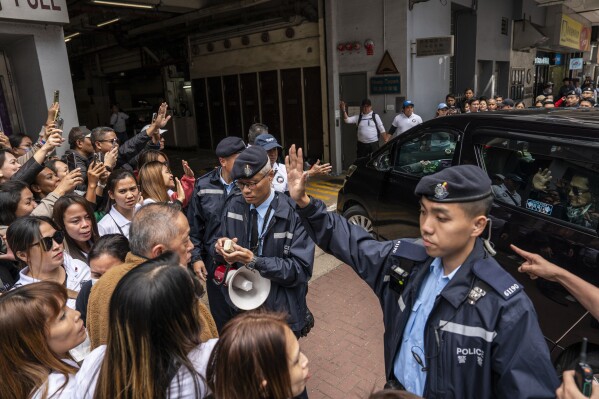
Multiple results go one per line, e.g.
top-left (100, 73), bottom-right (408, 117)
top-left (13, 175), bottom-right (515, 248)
top-left (569, 57), bottom-right (583, 70)
top-left (0, 0), bottom-right (69, 24)
top-left (370, 76), bottom-right (401, 94)
top-left (534, 57), bottom-right (550, 65)
top-left (376, 51), bottom-right (399, 75)
top-left (559, 14), bottom-right (591, 51)
top-left (553, 53), bottom-right (563, 65)
top-left (416, 36), bottom-right (454, 57)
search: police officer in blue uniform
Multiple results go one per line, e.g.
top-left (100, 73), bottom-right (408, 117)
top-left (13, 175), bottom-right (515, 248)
top-left (285, 145), bottom-right (559, 398)
top-left (187, 136), bottom-right (245, 331)
top-left (212, 145), bottom-right (315, 337)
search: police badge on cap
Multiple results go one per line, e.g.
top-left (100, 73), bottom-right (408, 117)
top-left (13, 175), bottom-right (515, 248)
top-left (414, 165), bottom-right (492, 203)
top-left (231, 146), bottom-right (269, 180)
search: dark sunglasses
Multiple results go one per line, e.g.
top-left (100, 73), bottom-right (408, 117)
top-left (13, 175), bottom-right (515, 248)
top-left (572, 186), bottom-right (589, 196)
top-left (32, 231), bottom-right (64, 251)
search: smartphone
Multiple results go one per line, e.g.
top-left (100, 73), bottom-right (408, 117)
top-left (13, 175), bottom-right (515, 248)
top-left (93, 152), bottom-right (103, 164)
top-left (152, 112), bottom-right (157, 124)
top-left (54, 117), bottom-right (64, 130)
top-left (53, 90), bottom-right (60, 122)
top-left (65, 152), bottom-right (77, 171)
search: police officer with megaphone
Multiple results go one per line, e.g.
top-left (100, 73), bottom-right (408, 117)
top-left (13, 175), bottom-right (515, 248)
top-left (212, 145), bottom-right (315, 339)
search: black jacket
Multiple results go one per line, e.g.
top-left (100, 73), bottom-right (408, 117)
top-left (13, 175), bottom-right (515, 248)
top-left (187, 167), bottom-right (240, 270)
top-left (212, 191), bottom-right (314, 332)
top-left (296, 198), bottom-right (559, 398)
top-left (115, 129), bottom-right (159, 171)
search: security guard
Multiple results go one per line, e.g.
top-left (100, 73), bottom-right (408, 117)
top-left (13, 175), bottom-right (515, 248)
top-left (286, 145), bottom-right (558, 398)
top-left (187, 136), bottom-right (245, 331)
top-left (212, 145), bottom-right (314, 336)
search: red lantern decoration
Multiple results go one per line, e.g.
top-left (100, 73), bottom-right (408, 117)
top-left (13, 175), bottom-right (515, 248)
top-left (337, 43), bottom-right (345, 52)
top-left (345, 42), bottom-right (353, 51)
top-left (353, 41), bottom-right (361, 51)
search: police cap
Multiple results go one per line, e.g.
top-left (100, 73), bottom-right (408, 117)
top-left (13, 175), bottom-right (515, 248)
top-left (215, 136), bottom-right (246, 158)
top-left (414, 165), bottom-right (492, 203)
top-left (254, 133), bottom-right (282, 151)
top-left (231, 145), bottom-right (269, 180)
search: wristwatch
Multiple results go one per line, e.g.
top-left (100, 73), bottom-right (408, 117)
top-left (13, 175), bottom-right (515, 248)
top-left (245, 255), bottom-right (257, 271)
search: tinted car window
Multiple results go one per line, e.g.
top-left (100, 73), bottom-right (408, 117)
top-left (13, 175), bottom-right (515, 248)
top-left (477, 134), bottom-right (599, 232)
top-left (393, 131), bottom-right (457, 176)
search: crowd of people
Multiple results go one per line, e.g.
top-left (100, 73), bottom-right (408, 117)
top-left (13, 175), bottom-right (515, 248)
top-left (0, 92), bottom-right (597, 399)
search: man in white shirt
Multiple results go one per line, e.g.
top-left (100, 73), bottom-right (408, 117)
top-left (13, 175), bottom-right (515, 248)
top-left (110, 105), bottom-right (129, 144)
top-left (340, 98), bottom-right (387, 158)
top-left (389, 100), bottom-right (423, 138)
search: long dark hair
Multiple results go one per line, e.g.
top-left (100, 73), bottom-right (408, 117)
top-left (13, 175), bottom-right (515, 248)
top-left (88, 234), bottom-right (129, 264)
top-left (7, 216), bottom-right (60, 268)
top-left (206, 311), bottom-right (294, 399)
top-left (52, 194), bottom-right (99, 261)
top-left (91, 251), bottom-right (205, 399)
top-left (0, 180), bottom-right (29, 225)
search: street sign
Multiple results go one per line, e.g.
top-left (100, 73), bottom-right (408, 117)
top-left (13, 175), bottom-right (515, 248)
top-left (416, 36), bottom-right (454, 57)
top-left (370, 76), bottom-right (401, 94)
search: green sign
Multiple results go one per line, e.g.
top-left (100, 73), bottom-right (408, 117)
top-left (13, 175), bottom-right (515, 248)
top-left (370, 76), bottom-right (401, 94)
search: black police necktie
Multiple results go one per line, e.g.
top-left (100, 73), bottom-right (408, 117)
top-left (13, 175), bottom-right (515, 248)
top-left (250, 208), bottom-right (259, 250)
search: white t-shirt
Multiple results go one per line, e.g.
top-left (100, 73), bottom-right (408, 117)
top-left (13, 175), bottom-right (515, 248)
top-left (110, 112), bottom-right (129, 133)
top-left (98, 205), bottom-right (133, 238)
top-left (391, 112), bottom-right (423, 137)
top-left (74, 339), bottom-right (218, 399)
top-left (345, 111), bottom-right (385, 143)
top-left (12, 254), bottom-right (90, 309)
top-left (272, 162), bottom-right (288, 193)
top-left (32, 359), bottom-right (78, 399)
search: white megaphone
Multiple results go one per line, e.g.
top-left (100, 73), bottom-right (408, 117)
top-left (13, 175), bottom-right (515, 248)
top-left (226, 266), bottom-right (271, 310)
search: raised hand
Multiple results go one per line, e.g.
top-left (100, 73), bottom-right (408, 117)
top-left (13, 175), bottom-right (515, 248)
top-left (54, 169), bottom-right (83, 196)
top-left (87, 161), bottom-right (106, 188)
top-left (532, 168), bottom-right (552, 192)
top-left (285, 144), bottom-right (310, 207)
top-left (307, 159), bottom-right (332, 177)
top-left (175, 177), bottom-right (185, 204)
top-left (103, 146), bottom-right (118, 169)
top-left (182, 160), bottom-right (194, 178)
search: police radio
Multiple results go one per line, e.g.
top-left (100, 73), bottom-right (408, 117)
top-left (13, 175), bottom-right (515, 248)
top-left (389, 265), bottom-right (409, 295)
top-left (575, 337), bottom-right (593, 397)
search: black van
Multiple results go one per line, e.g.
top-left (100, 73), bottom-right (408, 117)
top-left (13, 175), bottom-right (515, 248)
top-left (337, 109), bottom-right (599, 369)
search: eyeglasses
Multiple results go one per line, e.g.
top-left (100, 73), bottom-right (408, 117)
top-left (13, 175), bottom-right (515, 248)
top-left (32, 231), bottom-right (64, 251)
top-left (98, 138), bottom-right (119, 145)
top-left (235, 172), bottom-right (268, 190)
top-left (572, 186), bottom-right (590, 196)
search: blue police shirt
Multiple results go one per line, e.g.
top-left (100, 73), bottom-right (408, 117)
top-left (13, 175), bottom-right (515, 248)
top-left (219, 172), bottom-right (235, 195)
top-left (250, 188), bottom-right (275, 255)
top-left (395, 257), bottom-right (461, 396)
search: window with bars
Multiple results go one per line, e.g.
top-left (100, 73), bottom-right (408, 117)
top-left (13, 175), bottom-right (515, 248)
top-left (510, 68), bottom-right (525, 101)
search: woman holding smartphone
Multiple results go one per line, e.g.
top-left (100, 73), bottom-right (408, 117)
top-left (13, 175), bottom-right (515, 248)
top-left (97, 170), bottom-right (140, 238)
top-left (138, 160), bottom-right (185, 205)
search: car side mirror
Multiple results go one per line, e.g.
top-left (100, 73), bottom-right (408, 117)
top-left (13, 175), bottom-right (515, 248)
top-left (372, 150), bottom-right (391, 171)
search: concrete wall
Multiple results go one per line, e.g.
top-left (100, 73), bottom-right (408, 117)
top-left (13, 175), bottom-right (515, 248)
top-left (0, 21), bottom-right (77, 154)
top-left (189, 22), bottom-right (321, 77)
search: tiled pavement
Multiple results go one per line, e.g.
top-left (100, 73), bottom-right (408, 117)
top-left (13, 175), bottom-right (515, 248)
top-left (303, 264), bottom-right (386, 399)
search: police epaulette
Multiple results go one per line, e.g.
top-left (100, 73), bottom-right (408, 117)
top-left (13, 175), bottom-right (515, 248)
top-left (472, 258), bottom-right (522, 300)
top-left (389, 239), bottom-right (429, 262)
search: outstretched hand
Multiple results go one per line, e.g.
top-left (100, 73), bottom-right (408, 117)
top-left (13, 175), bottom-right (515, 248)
top-left (511, 244), bottom-right (562, 282)
top-left (285, 144), bottom-right (310, 208)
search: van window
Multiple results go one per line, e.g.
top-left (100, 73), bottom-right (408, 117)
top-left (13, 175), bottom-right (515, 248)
top-left (393, 130), bottom-right (457, 176)
top-left (478, 135), bottom-right (599, 231)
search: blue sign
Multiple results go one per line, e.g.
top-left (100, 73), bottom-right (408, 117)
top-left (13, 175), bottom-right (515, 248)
top-left (526, 199), bottom-right (553, 215)
top-left (553, 53), bottom-right (563, 66)
top-left (370, 76), bottom-right (401, 94)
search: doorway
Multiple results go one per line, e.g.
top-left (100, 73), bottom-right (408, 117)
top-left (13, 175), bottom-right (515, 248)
top-left (0, 52), bottom-right (22, 136)
top-left (339, 72), bottom-right (367, 170)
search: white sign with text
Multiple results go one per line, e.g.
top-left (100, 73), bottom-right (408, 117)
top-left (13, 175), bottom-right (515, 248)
top-left (0, 0), bottom-right (69, 25)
